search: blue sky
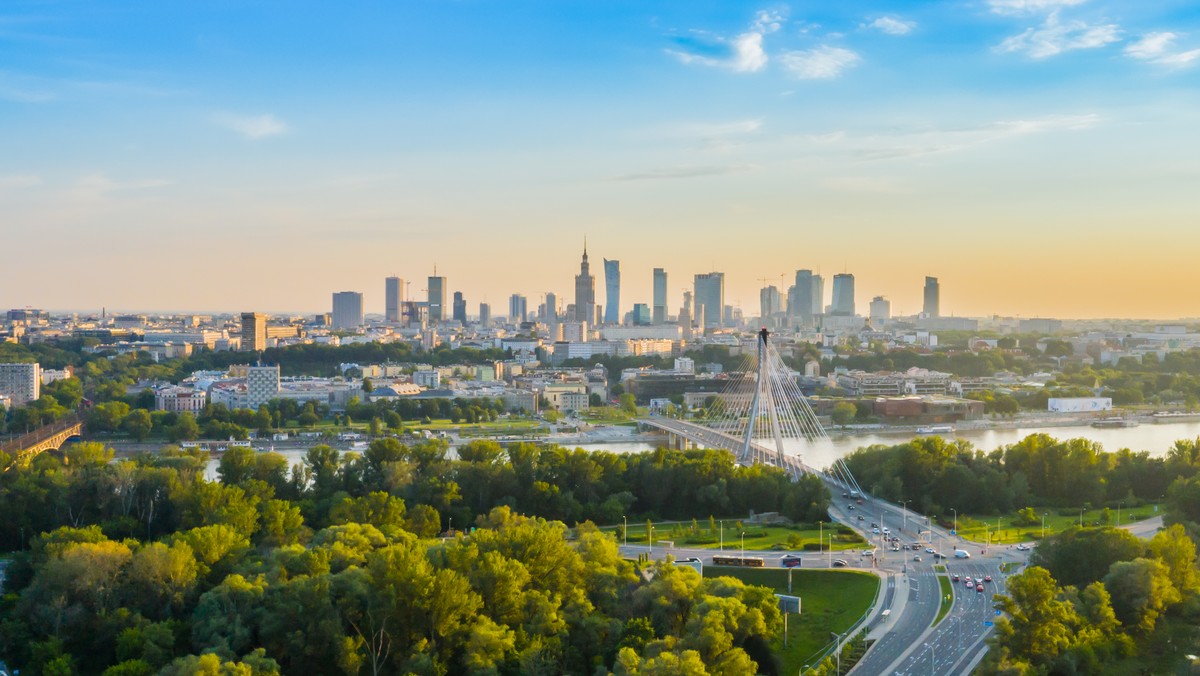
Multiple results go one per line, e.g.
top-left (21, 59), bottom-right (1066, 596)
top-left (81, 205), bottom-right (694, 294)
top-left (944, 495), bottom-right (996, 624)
top-left (3, 0), bottom-right (1200, 318)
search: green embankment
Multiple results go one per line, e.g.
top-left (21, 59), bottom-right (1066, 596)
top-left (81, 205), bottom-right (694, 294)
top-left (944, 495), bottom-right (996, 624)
top-left (705, 567), bottom-right (879, 675)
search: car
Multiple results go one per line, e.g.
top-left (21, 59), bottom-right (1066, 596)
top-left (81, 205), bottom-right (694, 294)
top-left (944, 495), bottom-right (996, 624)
top-left (857, 515), bottom-right (865, 521)
top-left (976, 584), bottom-right (985, 592)
top-left (964, 577), bottom-right (973, 585)
top-left (891, 546), bottom-right (900, 551)
top-left (952, 574), bottom-right (960, 582)
top-left (833, 559), bottom-right (848, 567)
top-left (882, 527), bottom-right (890, 534)
top-left (780, 555), bottom-right (802, 568)
top-left (935, 552), bottom-right (947, 559)
top-left (925, 547), bottom-right (935, 554)
top-left (1016, 543), bottom-right (1030, 551)
top-left (848, 504), bottom-right (856, 510)
top-left (843, 492), bottom-right (850, 498)
top-left (862, 549), bottom-right (875, 556)
top-left (870, 522), bottom-right (878, 528)
top-left (984, 575), bottom-right (993, 582)
top-left (913, 555), bottom-right (922, 561)
top-left (872, 528), bottom-right (880, 534)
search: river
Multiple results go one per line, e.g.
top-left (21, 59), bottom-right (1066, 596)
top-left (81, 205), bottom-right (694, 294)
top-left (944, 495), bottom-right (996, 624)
top-left (203, 420), bottom-right (1200, 479)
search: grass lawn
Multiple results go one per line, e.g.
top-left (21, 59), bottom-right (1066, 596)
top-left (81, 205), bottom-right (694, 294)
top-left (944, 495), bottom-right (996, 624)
top-left (704, 567), bottom-right (879, 675)
top-left (615, 520), bottom-right (867, 552)
top-left (952, 507), bottom-right (1159, 545)
top-left (934, 575), bottom-right (953, 627)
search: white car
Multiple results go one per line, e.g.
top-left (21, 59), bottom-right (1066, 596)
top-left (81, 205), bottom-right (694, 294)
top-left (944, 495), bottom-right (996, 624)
top-left (882, 527), bottom-right (890, 534)
top-left (873, 528), bottom-right (880, 534)
top-left (925, 547), bottom-right (935, 554)
top-left (1016, 543), bottom-right (1030, 551)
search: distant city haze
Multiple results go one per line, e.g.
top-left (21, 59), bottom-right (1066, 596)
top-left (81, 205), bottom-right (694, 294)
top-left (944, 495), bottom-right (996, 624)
top-left (2, 2), bottom-right (1199, 319)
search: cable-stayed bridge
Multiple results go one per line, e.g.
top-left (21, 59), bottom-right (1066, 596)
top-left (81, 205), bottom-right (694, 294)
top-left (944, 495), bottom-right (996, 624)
top-left (639, 328), bottom-right (863, 495)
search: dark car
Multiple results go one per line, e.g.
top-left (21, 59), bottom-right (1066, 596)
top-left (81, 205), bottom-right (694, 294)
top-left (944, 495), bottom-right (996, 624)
top-left (832, 559), bottom-right (849, 567)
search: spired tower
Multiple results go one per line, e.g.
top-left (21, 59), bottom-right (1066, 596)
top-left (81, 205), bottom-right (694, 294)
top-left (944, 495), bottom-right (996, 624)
top-left (574, 241), bottom-right (596, 324)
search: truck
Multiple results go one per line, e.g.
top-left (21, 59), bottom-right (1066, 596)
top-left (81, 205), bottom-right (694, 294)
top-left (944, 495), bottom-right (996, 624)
top-left (954, 549), bottom-right (971, 559)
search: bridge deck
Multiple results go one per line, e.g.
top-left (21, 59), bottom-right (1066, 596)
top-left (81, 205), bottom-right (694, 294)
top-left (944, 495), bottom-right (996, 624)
top-left (640, 417), bottom-right (817, 475)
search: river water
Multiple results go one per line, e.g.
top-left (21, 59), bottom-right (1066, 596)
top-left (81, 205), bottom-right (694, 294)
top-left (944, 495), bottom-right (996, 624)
top-left (207, 421), bottom-right (1200, 479)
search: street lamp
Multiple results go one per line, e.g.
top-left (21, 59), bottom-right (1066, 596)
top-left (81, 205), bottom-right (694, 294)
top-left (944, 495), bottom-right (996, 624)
top-left (741, 531), bottom-right (746, 561)
top-left (925, 642), bottom-right (934, 676)
top-left (951, 508), bottom-right (957, 537)
top-left (1079, 508), bottom-right (1084, 528)
top-left (836, 632), bottom-right (845, 674)
top-left (720, 520), bottom-right (724, 551)
top-left (1041, 513), bottom-right (1047, 540)
top-left (902, 500), bottom-right (911, 532)
top-left (623, 515), bottom-right (627, 547)
top-left (649, 526), bottom-right (655, 556)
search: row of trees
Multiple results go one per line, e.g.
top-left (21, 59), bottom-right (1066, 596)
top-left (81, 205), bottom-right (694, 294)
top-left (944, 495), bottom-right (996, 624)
top-left (984, 523), bottom-right (1200, 672)
top-left (0, 437), bottom-right (795, 674)
top-left (841, 434), bottom-right (1200, 515)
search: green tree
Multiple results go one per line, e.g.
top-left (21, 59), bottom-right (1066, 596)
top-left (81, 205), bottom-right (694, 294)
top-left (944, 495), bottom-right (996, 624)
top-left (122, 409), bottom-right (153, 441)
top-left (1103, 557), bottom-right (1181, 633)
top-left (831, 402), bottom-right (857, 427)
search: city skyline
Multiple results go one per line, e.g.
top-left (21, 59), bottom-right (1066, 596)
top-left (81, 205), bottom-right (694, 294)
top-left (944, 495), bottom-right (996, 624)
top-left (3, 1), bottom-right (1200, 318)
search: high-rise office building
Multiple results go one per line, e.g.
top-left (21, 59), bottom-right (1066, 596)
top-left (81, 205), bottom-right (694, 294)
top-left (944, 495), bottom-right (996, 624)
top-left (574, 244), bottom-right (595, 324)
top-left (923, 276), bottom-right (940, 318)
top-left (790, 270), bottom-right (823, 325)
top-left (759, 286), bottom-right (782, 320)
top-left (603, 259), bottom-right (620, 324)
top-left (385, 277), bottom-right (404, 322)
top-left (452, 291), bottom-right (467, 323)
top-left (831, 274), bottom-right (855, 316)
top-left (509, 294), bottom-right (528, 322)
top-left (632, 303), bottom-right (651, 325)
top-left (869, 296), bottom-right (891, 324)
top-left (693, 272), bottom-right (725, 329)
top-left (0, 362), bottom-right (40, 406)
top-left (331, 292), bottom-right (364, 330)
top-left (479, 303), bottom-right (491, 327)
top-left (246, 365), bottom-right (280, 410)
top-left (544, 292), bottom-right (559, 323)
top-left (240, 312), bottom-right (267, 352)
top-left (652, 268), bottom-right (668, 324)
top-left (427, 274), bottom-right (446, 323)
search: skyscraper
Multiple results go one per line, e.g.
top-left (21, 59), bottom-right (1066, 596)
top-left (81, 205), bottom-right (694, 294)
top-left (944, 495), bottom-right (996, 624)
top-left (452, 291), bottom-right (467, 323)
top-left (831, 274), bottom-right (855, 316)
top-left (791, 270), bottom-right (823, 325)
top-left (509, 294), bottom-right (528, 322)
top-left (479, 303), bottom-right (491, 327)
top-left (573, 243), bottom-right (595, 324)
top-left (693, 272), bottom-right (725, 329)
top-left (544, 292), bottom-right (558, 323)
top-left (759, 286), bottom-right (782, 320)
top-left (331, 292), bottom-right (364, 329)
top-left (240, 312), bottom-right (267, 352)
top-left (427, 274), bottom-right (446, 323)
top-left (869, 296), bottom-right (891, 324)
top-left (652, 268), bottom-right (668, 324)
top-left (385, 276), bottom-right (404, 323)
top-left (923, 276), bottom-right (940, 318)
top-left (603, 259), bottom-right (620, 324)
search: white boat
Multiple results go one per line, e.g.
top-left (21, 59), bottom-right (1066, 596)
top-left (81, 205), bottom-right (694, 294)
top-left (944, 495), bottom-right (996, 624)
top-left (916, 425), bottom-right (954, 435)
top-left (1091, 418), bottom-right (1139, 429)
top-left (1152, 412), bottom-right (1200, 423)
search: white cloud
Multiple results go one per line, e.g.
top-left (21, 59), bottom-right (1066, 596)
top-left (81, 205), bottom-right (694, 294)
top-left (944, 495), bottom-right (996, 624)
top-left (666, 9), bottom-right (786, 73)
top-left (213, 112), bottom-right (289, 139)
top-left (609, 164), bottom-right (756, 181)
top-left (1125, 32), bottom-right (1200, 68)
top-left (867, 16), bottom-right (916, 36)
top-left (852, 113), bottom-right (1100, 161)
top-left (779, 46), bottom-right (861, 79)
top-left (72, 174), bottom-right (170, 200)
top-left (998, 12), bottom-right (1120, 58)
top-left (988, 0), bottom-right (1087, 16)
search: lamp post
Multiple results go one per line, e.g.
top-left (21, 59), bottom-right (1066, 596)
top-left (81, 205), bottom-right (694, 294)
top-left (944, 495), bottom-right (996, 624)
top-left (649, 526), bottom-right (655, 556)
top-left (926, 642), bottom-right (934, 676)
top-left (1041, 513), bottom-right (1047, 540)
top-left (836, 633), bottom-right (845, 674)
top-left (1079, 508), bottom-right (1084, 528)
top-left (902, 500), bottom-right (911, 532)
top-left (623, 515), bottom-right (627, 547)
top-left (720, 520), bottom-right (724, 551)
top-left (741, 531), bottom-right (746, 561)
top-left (951, 508), bottom-right (957, 537)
